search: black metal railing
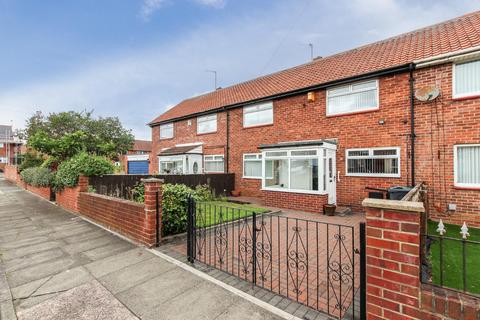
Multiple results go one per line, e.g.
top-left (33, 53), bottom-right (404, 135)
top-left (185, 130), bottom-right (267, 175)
top-left (187, 200), bottom-right (365, 319)
top-left (89, 173), bottom-right (235, 201)
top-left (421, 221), bottom-right (480, 296)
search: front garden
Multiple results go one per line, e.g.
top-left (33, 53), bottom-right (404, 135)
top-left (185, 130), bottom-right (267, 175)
top-left (426, 220), bottom-right (480, 295)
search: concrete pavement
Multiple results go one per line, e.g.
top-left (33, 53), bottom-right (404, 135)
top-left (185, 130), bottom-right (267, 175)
top-left (0, 174), bottom-right (285, 320)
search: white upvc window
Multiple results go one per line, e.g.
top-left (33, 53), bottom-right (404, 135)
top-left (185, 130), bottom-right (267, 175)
top-left (346, 147), bottom-right (400, 177)
top-left (159, 156), bottom-right (184, 174)
top-left (0, 143), bottom-right (3, 148)
top-left (454, 144), bottom-right (480, 188)
top-left (159, 123), bottom-right (174, 139)
top-left (243, 102), bottom-right (273, 127)
top-left (326, 79), bottom-right (379, 116)
top-left (197, 114), bottom-right (217, 134)
top-left (204, 155), bottom-right (224, 173)
top-left (243, 153), bottom-right (262, 179)
top-left (262, 146), bottom-right (335, 194)
top-left (0, 157), bottom-right (6, 163)
top-left (453, 60), bottom-right (480, 98)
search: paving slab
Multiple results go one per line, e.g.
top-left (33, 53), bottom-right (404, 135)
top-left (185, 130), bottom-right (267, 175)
top-left (85, 248), bottom-right (153, 278)
top-left (16, 281), bottom-right (138, 320)
top-left (99, 257), bottom-right (175, 294)
top-left (3, 248), bottom-right (66, 273)
top-left (79, 241), bottom-right (135, 261)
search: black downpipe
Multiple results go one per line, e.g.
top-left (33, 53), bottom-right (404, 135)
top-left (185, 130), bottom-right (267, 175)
top-left (225, 108), bottom-right (230, 173)
top-left (409, 63), bottom-right (416, 186)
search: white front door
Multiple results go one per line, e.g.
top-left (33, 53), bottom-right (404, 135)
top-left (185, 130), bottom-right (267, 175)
top-left (326, 149), bottom-right (337, 204)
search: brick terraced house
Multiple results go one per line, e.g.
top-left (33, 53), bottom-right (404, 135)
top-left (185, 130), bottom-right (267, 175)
top-left (0, 125), bottom-right (22, 172)
top-left (149, 11), bottom-right (480, 224)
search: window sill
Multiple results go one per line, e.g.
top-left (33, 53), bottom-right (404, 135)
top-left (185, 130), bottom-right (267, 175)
top-left (242, 123), bottom-right (274, 130)
top-left (326, 107), bottom-right (379, 118)
top-left (159, 137), bottom-right (174, 141)
top-left (261, 188), bottom-right (327, 195)
top-left (196, 131), bottom-right (218, 136)
top-left (346, 174), bottom-right (401, 178)
top-left (454, 185), bottom-right (480, 191)
top-left (242, 176), bottom-right (262, 180)
top-left (452, 94), bottom-right (480, 101)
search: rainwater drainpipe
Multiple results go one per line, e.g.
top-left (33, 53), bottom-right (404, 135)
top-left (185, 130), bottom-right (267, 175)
top-left (225, 107), bottom-right (230, 173)
top-left (409, 63), bottom-right (416, 186)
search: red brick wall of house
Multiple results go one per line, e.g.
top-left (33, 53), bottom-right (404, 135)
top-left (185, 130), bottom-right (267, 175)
top-left (3, 164), bottom-right (18, 182)
top-left (363, 198), bottom-right (480, 319)
top-left (56, 176), bottom-right (89, 213)
top-left (413, 64), bottom-right (480, 227)
top-left (151, 63), bottom-right (480, 218)
top-left (0, 143), bottom-right (18, 171)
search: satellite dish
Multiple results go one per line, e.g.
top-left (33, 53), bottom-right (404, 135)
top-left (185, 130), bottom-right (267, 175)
top-left (415, 85), bottom-right (440, 102)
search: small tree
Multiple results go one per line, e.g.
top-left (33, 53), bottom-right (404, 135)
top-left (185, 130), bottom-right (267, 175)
top-left (23, 110), bottom-right (134, 160)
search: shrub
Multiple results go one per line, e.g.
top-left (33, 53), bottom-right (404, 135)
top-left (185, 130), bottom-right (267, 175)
top-left (19, 152), bottom-right (43, 172)
top-left (194, 184), bottom-right (214, 201)
top-left (162, 183), bottom-right (195, 236)
top-left (20, 167), bottom-right (54, 187)
top-left (131, 182), bottom-right (145, 203)
top-left (54, 152), bottom-right (114, 190)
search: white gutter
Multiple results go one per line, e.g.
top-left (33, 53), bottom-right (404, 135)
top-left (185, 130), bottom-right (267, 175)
top-left (414, 45), bottom-right (480, 68)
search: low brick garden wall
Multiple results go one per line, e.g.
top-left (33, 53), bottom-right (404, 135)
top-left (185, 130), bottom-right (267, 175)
top-left (363, 198), bottom-right (480, 319)
top-left (3, 164), bottom-right (53, 200)
top-left (262, 190), bottom-right (328, 213)
top-left (25, 184), bottom-right (52, 201)
top-left (55, 176), bottom-right (89, 213)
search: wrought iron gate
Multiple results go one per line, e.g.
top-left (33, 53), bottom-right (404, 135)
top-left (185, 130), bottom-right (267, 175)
top-left (186, 198), bottom-right (366, 319)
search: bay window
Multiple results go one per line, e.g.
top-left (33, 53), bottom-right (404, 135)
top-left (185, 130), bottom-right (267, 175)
top-left (454, 144), bottom-right (480, 188)
top-left (160, 123), bottom-right (174, 139)
top-left (327, 79), bottom-right (379, 116)
top-left (243, 102), bottom-right (273, 127)
top-left (159, 156), bottom-right (183, 174)
top-left (243, 154), bottom-right (262, 178)
top-left (346, 147), bottom-right (400, 177)
top-left (453, 60), bottom-right (480, 98)
top-left (197, 114), bottom-right (217, 134)
top-left (204, 155), bottom-right (224, 173)
top-left (262, 145), bottom-right (334, 194)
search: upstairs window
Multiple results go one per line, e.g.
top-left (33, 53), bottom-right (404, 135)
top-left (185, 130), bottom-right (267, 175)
top-left (454, 60), bottom-right (480, 98)
top-left (204, 155), bottom-right (224, 173)
top-left (455, 144), bottom-right (480, 188)
top-left (327, 80), bottom-right (379, 116)
top-left (346, 147), bottom-right (400, 177)
top-left (160, 123), bottom-right (174, 139)
top-left (243, 102), bottom-right (273, 127)
top-left (197, 114), bottom-right (217, 134)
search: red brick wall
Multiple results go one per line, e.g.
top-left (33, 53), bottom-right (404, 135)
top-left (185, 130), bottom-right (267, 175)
top-left (151, 63), bottom-right (480, 217)
top-left (262, 190), bottom-right (328, 213)
top-left (414, 64), bottom-right (480, 226)
top-left (3, 164), bottom-right (18, 182)
top-left (25, 184), bottom-right (52, 201)
top-left (77, 193), bottom-right (153, 246)
top-left (56, 176), bottom-right (89, 213)
top-left (364, 199), bottom-right (480, 319)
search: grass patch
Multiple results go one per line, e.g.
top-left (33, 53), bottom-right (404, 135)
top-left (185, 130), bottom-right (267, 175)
top-left (427, 220), bottom-right (480, 294)
top-left (196, 201), bottom-right (270, 228)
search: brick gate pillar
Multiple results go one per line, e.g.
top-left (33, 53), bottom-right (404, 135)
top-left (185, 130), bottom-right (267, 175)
top-left (142, 178), bottom-right (164, 247)
top-left (362, 198), bottom-right (425, 320)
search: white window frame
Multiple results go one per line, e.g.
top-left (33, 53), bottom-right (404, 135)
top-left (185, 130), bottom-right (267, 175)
top-left (261, 143), bottom-right (336, 195)
top-left (0, 143), bottom-right (3, 148)
top-left (452, 60), bottom-right (480, 99)
top-left (243, 153), bottom-right (262, 179)
top-left (454, 144), bottom-right (480, 188)
top-left (197, 113), bottom-right (217, 134)
top-left (345, 147), bottom-right (401, 178)
top-left (204, 154), bottom-right (225, 173)
top-left (159, 123), bottom-right (174, 139)
top-left (243, 102), bottom-right (273, 128)
top-left (326, 79), bottom-right (379, 116)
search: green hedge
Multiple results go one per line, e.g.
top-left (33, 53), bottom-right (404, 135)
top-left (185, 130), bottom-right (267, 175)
top-left (20, 167), bottom-right (54, 187)
top-left (54, 152), bottom-right (114, 191)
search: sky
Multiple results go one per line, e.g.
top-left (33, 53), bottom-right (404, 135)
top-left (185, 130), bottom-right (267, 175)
top-left (0, 0), bottom-right (479, 140)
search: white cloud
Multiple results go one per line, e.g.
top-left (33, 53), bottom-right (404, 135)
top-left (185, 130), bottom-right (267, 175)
top-left (0, 0), bottom-right (477, 139)
top-left (195, 0), bottom-right (225, 8)
top-left (139, 0), bottom-right (168, 21)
